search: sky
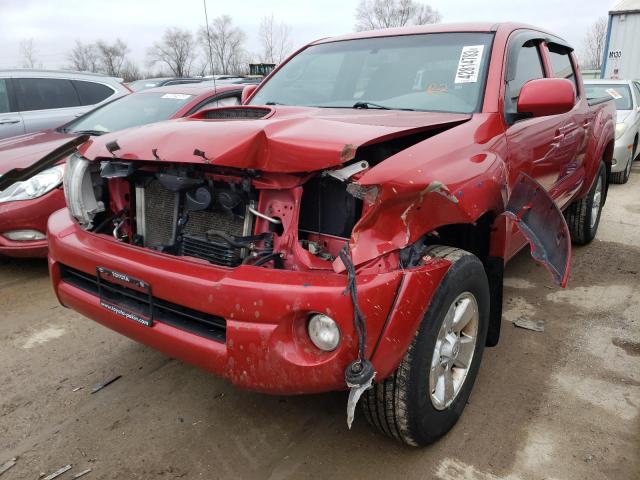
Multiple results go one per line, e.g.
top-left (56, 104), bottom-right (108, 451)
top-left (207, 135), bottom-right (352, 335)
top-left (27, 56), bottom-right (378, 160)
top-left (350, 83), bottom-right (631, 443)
top-left (0, 0), bottom-right (616, 71)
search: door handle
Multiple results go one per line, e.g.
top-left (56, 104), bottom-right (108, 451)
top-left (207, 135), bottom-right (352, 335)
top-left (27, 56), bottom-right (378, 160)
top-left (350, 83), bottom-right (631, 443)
top-left (0, 118), bottom-right (20, 125)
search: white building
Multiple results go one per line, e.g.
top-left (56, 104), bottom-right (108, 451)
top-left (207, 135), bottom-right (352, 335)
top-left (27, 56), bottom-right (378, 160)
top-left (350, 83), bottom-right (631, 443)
top-left (601, 0), bottom-right (640, 79)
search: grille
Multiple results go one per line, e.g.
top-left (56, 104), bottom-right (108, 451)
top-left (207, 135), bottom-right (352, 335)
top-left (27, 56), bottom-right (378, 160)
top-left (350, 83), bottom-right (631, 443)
top-left (201, 107), bottom-right (271, 120)
top-left (60, 265), bottom-right (226, 342)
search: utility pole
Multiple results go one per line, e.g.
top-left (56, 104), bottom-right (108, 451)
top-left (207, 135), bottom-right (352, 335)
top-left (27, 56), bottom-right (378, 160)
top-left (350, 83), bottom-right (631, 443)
top-left (203, 0), bottom-right (216, 87)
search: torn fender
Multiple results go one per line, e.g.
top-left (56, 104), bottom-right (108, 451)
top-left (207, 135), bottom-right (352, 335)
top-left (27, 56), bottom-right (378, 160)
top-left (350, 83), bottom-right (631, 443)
top-left (0, 134), bottom-right (89, 191)
top-left (503, 173), bottom-right (571, 287)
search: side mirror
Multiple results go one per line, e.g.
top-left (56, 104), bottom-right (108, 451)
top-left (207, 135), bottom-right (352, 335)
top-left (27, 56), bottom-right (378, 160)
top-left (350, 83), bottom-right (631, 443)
top-left (241, 85), bottom-right (259, 105)
top-left (517, 78), bottom-right (576, 117)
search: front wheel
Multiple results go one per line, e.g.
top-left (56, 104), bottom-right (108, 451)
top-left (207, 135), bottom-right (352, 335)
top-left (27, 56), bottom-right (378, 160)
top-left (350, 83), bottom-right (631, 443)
top-left (611, 154), bottom-right (632, 184)
top-left (361, 246), bottom-right (489, 446)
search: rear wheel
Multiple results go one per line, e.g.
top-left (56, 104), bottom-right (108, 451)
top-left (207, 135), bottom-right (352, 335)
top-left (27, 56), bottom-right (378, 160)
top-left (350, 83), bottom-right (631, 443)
top-left (361, 246), bottom-right (489, 446)
top-left (565, 161), bottom-right (606, 245)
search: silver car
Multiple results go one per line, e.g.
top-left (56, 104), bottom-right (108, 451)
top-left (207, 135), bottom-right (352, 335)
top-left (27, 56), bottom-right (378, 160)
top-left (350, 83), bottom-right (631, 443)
top-left (0, 70), bottom-right (129, 140)
top-left (585, 79), bottom-right (640, 184)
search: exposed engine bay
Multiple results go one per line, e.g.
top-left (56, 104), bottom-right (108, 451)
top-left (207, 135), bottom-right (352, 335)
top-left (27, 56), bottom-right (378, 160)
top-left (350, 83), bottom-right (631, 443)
top-left (83, 157), bottom-right (365, 271)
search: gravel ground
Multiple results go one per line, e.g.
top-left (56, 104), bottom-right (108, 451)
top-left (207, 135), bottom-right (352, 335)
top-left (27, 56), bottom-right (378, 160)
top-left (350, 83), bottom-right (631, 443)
top-left (1, 163), bottom-right (639, 480)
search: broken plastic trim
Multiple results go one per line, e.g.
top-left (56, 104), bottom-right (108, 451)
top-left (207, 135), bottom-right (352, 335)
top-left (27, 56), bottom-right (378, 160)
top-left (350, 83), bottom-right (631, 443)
top-left (325, 161), bottom-right (369, 182)
top-left (504, 173), bottom-right (571, 287)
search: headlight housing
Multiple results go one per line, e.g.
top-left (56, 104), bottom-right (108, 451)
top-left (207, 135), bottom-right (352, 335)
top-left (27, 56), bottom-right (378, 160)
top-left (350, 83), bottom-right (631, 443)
top-left (615, 122), bottom-right (627, 140)
top-left (0, 165), bottom-right (65, 203)
top-left (63, 153), bottom-right (105, 229)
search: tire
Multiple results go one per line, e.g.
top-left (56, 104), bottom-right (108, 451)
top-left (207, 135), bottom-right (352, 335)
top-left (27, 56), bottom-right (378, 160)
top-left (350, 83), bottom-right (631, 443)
top-left (361, 245), bottom-right (490, 446)
top-left (611, 154), bottom-right (632, 184)
top-left (565, 161), bottom-right (606, 245)
top-left (633, 136), bottom-right (638, 162)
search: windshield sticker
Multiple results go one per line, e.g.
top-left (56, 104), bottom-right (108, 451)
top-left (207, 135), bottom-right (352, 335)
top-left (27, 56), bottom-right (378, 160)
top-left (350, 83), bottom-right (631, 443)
top-left (161, 93), bottom-right (192, 100)
top-left (605, 88), bottom-right (622, 99)
top-left (426, 83), bottom-right (448, 94)
top-left (455, 45), bottom-right (484, 84)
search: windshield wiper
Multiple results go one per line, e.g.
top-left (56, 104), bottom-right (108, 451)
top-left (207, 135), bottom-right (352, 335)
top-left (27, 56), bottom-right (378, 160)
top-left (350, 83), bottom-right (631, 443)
top-left (352, 101), bottom-right (416, 111)
top-left (265, 101), bottom-right (287, 105)
top-left (353, 101), bottom-right (390, 110)
top-left (70, 129), bottom-right (108, 136)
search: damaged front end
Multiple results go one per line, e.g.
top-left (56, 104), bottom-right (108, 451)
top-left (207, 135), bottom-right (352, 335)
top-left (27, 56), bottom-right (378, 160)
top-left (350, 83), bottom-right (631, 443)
top-left (60, 126), bottom-right (465, 424)
top-left (67, 156), bottom-right (368, 272)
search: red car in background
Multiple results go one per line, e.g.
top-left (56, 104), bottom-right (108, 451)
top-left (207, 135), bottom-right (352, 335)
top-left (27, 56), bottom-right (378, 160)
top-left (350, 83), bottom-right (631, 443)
top-left (0, 84), bottom-right (242, 258)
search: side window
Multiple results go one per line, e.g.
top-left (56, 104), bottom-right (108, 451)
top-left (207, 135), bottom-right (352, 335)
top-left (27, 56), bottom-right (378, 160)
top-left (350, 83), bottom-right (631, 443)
top-left (547, 45), bottom-right (578, 97)
top-left (634, 82), bottom-right (640, 106)
top-left (72, 80), bottom-right (115, 106)
top-left (15, 78), bottom-right (80, 111)
top-left (510, 42), bottom-right (545, 100)
top-left (0, 79), bottom-right (10, 113)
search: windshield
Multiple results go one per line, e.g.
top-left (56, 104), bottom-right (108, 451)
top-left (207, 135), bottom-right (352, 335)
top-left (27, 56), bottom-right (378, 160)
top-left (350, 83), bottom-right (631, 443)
top-left (64, 92), bottom-right (195, 134)
top-left (128, 79), bottom-right (168, 91)
top-left (584, 84), bottom-right (632, 110)
top-left (250, 33), bottom-right (493, 113)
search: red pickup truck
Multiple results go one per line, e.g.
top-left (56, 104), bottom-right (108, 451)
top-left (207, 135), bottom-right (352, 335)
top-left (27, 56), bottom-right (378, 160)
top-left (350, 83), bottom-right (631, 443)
top-left (43, 23), bottom-right (614, 446)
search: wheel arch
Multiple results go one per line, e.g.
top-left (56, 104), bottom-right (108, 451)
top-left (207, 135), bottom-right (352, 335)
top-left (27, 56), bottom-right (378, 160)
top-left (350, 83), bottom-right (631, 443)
top-left (397, 211), bottom-right (503, 348)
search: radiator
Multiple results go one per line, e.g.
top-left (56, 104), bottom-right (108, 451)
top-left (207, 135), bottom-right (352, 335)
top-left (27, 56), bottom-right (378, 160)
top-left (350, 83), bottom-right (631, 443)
top-left (135, 179), bottom-right (249, 266)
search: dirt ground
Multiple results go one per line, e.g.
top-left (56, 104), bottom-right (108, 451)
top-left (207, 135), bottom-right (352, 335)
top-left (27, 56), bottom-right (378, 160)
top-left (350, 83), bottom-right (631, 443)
top-left (1, 165), bottom-right (639, 480)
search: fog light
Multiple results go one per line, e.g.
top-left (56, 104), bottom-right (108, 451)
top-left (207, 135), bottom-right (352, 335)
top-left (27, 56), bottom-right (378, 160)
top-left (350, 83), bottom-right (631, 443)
top-left (3, 230), bottom-right (46, 241)
top-left (308, 313), bottom-right (341, 351)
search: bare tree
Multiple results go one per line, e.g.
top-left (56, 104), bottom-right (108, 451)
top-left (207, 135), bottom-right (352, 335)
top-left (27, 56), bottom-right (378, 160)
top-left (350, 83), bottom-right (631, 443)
top-left (96, 39), bottom-right (129, 77)
top-left (147, 27), bottom-right (197, 77)
top-left (20, 38), bottom-right (40, 69)
top-left (259, 14), bottom-right (292, 64)
top-left (581, 17), bottom-right (608, 70)
top-left (199, 15), bottom-right (247, 74)
top-left (355, 0), bottom-right (441, 31)
top-left (68, 41), bottom-right (100, 72)
top-left (120, 61), bottom-right (142, 82)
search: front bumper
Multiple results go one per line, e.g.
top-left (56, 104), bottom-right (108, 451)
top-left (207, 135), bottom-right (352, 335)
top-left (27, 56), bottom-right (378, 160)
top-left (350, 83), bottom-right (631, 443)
top-left (48, 209), bottom-right (450, 394)
top-left (0, 187), bottom-right (65, 258)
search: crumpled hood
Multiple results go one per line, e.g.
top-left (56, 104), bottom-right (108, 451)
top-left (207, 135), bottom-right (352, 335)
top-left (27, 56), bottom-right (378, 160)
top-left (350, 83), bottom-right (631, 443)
top-left (79, 106), bottom-right (471, 172)
top-left (0, 130), bottom-right (77, 174)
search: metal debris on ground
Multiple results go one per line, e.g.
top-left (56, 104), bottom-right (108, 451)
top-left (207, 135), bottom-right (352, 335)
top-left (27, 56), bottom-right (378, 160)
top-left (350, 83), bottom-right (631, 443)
top-left (90, 375), bottom-right (122, 394)
top-left (71, 468), bottom-right (92, 479)
top-left (72, 387), bottom-right (83, 392)
top-left (514, 318), bottom-right (545, 332)
top-left (42, 465), bottom-right (72, 480)
top-left (0, 457), bottom-right (17, 476)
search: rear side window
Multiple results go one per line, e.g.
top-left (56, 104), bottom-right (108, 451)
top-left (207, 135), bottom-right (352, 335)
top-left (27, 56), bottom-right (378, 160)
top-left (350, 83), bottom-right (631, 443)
top-left (15, 78), bottom-right (80, 111)
top-left (510, 42), bottom-right (545, 99)
top-left (72, 80), bottom-right (115, 105)
top-left (0, 79), bottom-right (10, 113)
top-left (196, 95), bottom-right (241, 111)
top-left (547, 45), bottom-right (578, 96)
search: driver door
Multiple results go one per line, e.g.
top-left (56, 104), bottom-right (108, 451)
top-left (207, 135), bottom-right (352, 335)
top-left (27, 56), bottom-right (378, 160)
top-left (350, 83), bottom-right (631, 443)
top-left (504, 38), bottom-right (567, 194)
